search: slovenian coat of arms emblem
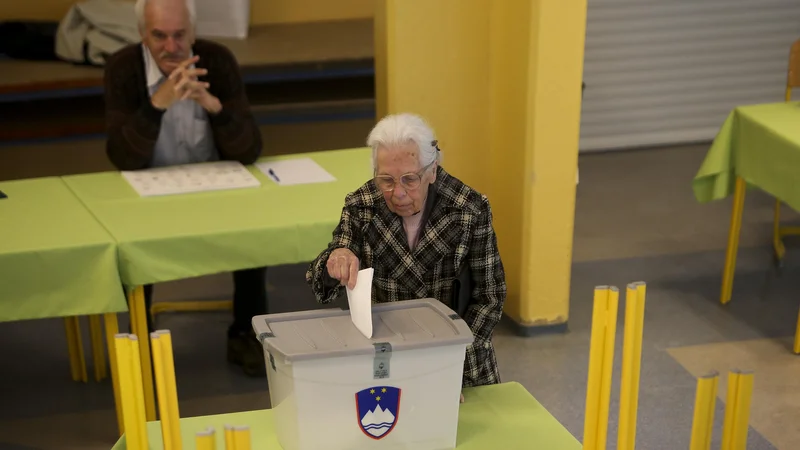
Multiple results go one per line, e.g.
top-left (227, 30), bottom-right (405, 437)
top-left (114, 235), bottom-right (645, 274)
top-left (355, 386), bottom-right (401, 439)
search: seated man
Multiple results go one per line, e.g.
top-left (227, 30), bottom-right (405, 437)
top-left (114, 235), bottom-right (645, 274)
top-left (306, 113), bottom-right (507, 400)
top-left (103, 0), bottom-right (266, 376)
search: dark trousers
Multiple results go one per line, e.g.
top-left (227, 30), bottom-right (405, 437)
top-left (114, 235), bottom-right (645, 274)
top-left (137, 267), bottom-right (269, 337)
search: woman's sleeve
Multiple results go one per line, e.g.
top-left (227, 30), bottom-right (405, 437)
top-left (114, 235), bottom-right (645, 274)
top-left (462, 195), bottom-right (507, 386)
top-left (305, 200), bottom-right (364, 304)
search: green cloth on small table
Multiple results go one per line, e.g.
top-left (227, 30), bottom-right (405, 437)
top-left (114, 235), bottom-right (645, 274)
top-left (110, 382), bottom-right (581, 449)
top-left (693, 102), bottom-right (800, 211)
top-left (0, 177), bottom-right (126, 322)
top-left (63, 148), bottom-right (372, 288)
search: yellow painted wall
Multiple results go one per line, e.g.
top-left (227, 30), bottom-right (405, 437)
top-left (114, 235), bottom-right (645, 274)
top-left (375, 0), bottom-right (492, 194)
top-left (0, 0), bottom-right (77, 21)
top-left (487, 0), bottom-right (533, 325)
top-left (0, 0), bottom-right (374, 25)
top-left (516, 1), bottom-right (586, 324)
top-left (252, 0), bottom-right (373, 25)
top-left (376, 0), bottom-right (586, 328)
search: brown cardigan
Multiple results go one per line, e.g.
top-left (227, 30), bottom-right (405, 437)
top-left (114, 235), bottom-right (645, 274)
top-left (102, 40), bottom-right (263, 170)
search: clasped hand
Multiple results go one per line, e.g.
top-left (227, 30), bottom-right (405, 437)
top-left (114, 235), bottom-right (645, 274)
top-left (151, 55), bottom-right (221, 114)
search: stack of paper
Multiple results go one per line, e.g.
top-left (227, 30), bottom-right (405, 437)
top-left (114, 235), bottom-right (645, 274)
top-left (255, 158), bottom-right (337, 186)
top-left (122, 161), bottom-right (261, 197)
top-left (346, 268), bottom-right (374, 339)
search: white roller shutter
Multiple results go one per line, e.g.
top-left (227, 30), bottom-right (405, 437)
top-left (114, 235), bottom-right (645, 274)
top-left (580, 0), bottom-right (800, 152)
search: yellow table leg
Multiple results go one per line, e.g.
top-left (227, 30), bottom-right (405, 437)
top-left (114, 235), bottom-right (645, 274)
top-left (720, 177), bottom-right (746, 305)
top-left (772, 199), bottom-right (786, 262)
top-left (105, 313), bottom-right (124, 436)
top-left (89, 315), bottom-right (107, 382)
top-left (582, 286), bottom-right (620, 450)
top-left (721, 370), bottom-right (755, 450)
top-left (129, 286), bottom-right (157, 421)
top-left (232, 426), bottom-right (252, 450)
top-left (116, 334), bottom-right (150, 450)
top-left (794, 307), bottom-right (800, 355)
top-left (689, 372), bottom-right (718, 450)
top-left (618, 283), bottom-right (647, 450)
top-left (152, 330), bottom-right (182, 450)
top-left (196, 427), bottom-right (216, 450)
top-left (224, 425), bottom-right (235, 450)
top-left (64, 316), bottom-right (87, 383)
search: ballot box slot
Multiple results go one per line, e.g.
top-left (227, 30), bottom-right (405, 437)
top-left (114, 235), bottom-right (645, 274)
top-left (291, 323), bottom-right (318, 350)
top-left (408, 310), bottom-right (436, 338)
top-left (374, 314), bottom-right (405, 341)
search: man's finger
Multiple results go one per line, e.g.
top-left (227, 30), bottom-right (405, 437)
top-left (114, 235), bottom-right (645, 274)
top-left (173, 76), bottom-right (190, 92)
top-left (189, 68), bottom-right (208, 76)
top-left (178, 55), bottom-right (199, 70)
top-left (183, 68), bottom-right (208, 80)
top-left (184, 81), bottom-right (210, 92)
top-left (168, 56), bottom-right (200, 80)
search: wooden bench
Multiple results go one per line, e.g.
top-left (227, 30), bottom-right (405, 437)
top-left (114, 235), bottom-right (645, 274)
top-left (0, 20), bottom-right (374, 101)
top-left (0, 20), bottom-right (376, 143)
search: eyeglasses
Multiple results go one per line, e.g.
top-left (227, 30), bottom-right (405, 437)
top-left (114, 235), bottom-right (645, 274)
top-left (373, 162), bottom-right (435, 192)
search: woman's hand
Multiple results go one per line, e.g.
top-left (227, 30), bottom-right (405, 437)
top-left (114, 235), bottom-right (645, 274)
top-left (460, 392), bottom-right (465, 403)
top-left (326, 248), bottom-right (360, 289)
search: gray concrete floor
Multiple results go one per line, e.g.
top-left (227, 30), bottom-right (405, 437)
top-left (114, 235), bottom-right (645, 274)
top-left (0, 134), bottom-right (797, 449)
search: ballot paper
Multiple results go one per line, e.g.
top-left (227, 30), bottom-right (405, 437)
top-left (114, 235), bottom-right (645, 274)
top-left (346, 268), bottom-right (374, 339)
top-left (121, 161), bottom-right (261, 197)
top-left (255, 158), bottom-right (336, 186)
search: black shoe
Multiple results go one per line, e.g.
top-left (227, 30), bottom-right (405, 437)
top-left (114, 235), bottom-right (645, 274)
top-left (227, 331), bottom-right (267, 377)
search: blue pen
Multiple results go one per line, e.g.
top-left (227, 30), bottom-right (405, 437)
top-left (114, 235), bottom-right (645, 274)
top-left (268, 169), bottom-right (280, 182)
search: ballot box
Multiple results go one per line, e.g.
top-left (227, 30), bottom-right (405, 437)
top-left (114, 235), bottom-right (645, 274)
top-left (252, 298), bottom-right (474, 450)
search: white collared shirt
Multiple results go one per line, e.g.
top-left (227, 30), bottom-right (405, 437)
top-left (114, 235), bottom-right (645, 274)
top-left (142, 45), bottom-right (219, 167)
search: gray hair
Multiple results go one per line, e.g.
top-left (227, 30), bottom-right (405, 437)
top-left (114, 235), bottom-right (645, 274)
top-left (367, 113), bottom-right (442, 171)
top-left (135, 0), bottom-right (196, 31)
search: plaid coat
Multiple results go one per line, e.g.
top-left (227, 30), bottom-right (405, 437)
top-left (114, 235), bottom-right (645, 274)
top-left (306, 166), bottom-right (507, 387)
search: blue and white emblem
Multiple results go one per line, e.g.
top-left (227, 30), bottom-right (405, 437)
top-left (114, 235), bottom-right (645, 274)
top-left (355, 386), bottom-right (401, 439)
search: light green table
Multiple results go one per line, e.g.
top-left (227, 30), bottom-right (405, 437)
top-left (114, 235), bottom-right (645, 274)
top-left (62, 148), bottom-right (373, 423)
top-left (0, 177), bottom-right (127, 383)
top-left (0, 177), bottom-right (126, 321)
top-left (110, 382), bottom-right (581, 449)
top-left (692, 101), bottom-right (800, 352)
top-left (693, 102), bottom-right (800, 211)
top-left (63, 148), bottom-right (372, 288)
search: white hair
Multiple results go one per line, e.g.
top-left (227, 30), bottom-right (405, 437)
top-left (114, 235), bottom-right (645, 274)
top-left (135, 0), bottom-right (196, 31)
top-left (367, 113), bottom-right (442, 171)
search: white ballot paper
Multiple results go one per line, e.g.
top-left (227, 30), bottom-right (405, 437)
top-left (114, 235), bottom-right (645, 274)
top-left (121, 161), bottom-right (261, 197)
top-left (255, 158), bottom-right (336, 186)
top-left (346, 268), bottom-right (374, 339)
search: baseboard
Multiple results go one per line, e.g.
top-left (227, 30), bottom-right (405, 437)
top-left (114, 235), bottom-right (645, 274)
top-left (501, 314), bottom-right (569, 337)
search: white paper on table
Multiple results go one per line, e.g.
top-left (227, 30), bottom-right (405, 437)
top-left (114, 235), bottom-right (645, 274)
top-left (121, 160), bottom-right (261, 197)
top-left (255, 158), bottom-right (337, 186)
top-left (346, 268), bottom-right (374, 339)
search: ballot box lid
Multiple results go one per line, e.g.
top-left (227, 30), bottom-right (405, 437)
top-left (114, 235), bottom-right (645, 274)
top-left (252, 298), bottom-right (474, 362)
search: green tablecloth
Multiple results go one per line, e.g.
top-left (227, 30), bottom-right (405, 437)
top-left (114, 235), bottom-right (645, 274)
top-left (62, 148), bottom-right (372, 288)
top-left (110, 382), bottom-right (581, 449)
top-left (0, 178), bottom-right (127, 322)
top-left (693, 101), bottom-right (800, 211)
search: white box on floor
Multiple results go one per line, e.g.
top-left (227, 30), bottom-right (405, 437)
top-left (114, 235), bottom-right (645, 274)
top-left (252, 299), bottom-right (474, 450)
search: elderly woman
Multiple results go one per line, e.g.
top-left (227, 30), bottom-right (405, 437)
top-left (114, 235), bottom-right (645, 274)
top-left (306, 113), bottom-right (506, 390)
